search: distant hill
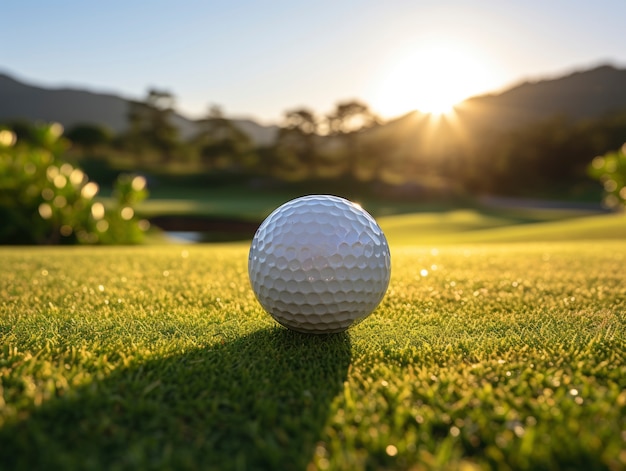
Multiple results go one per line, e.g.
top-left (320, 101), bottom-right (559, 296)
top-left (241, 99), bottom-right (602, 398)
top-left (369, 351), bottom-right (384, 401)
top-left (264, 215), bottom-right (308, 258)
top-left (0, 73), bottom-right (278, 145)
top-left (454, 64), bottom-right (626, 131)
top-left (0, 73), bottom-right (129, 132)
top-left (1, 64), bottom-right (625, 145)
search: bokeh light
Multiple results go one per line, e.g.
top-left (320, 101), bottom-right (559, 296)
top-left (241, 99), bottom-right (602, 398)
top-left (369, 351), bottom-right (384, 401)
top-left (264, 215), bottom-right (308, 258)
top-left (38, 203), bottom-right (53, 220)
top-left (81, 182), bottom-right (99, 199)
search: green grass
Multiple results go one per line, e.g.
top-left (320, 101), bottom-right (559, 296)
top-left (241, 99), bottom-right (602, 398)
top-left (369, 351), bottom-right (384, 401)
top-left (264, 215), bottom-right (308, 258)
top-left (1, 232), bottom-right (625, 469)
top-left (136, 190), bottom-right (290, 220)
top-left (381, 211), bottom-right (626, 245)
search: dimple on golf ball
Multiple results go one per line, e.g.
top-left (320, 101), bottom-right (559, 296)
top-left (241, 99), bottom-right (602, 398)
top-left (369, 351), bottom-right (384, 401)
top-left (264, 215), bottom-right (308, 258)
top-left (248, 195), bottom-right (391, 334)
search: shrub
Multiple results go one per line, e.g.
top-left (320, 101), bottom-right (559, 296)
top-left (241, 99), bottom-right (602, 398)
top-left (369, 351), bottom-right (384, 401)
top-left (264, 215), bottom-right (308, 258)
top-left (0, 123), bottom-right (149, 245)
top-left (588, 143), bottom-right (626, 210)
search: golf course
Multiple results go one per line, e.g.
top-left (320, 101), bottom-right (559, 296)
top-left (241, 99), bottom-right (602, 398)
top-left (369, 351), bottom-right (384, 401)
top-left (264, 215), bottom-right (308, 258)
top-left (4, 2), bottom-right (626, 469)
top-left (1, 207), bottom-right (624, 470)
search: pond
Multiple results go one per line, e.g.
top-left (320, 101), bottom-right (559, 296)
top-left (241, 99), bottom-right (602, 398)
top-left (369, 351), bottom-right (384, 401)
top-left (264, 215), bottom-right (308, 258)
top-left (151, 215), bottom-right (260, 243)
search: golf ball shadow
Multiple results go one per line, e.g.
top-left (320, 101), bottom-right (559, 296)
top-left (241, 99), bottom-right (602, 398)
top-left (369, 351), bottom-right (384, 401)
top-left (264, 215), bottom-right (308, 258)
top-left (0, 328), bottom-right (352, 469)
top-left (249, 195), bottom-right (391, 334)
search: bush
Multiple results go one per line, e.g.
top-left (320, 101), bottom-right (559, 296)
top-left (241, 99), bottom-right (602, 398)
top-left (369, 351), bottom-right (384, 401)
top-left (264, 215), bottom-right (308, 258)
top-left (0, 124), bottom-right (149, 245)
top-left (588, 143), bottom-right (626, 210)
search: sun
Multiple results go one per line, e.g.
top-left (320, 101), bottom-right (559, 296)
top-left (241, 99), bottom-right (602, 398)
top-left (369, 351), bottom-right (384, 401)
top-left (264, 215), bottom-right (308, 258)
top-left (373, 41), bottom-right (497, 117)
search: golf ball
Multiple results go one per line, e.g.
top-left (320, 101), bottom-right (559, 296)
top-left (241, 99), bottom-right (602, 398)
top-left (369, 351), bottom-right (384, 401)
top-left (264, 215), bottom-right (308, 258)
top-left (248, 195), bottom-right (391, 334)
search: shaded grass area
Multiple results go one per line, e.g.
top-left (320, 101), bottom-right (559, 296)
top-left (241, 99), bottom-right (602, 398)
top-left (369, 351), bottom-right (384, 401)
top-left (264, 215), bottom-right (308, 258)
top-left (1, 241), bottom-right (625, 470)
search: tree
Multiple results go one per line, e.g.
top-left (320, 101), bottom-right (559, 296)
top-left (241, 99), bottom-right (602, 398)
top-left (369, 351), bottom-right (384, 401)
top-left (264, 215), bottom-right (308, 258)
top-left (124, 89), bottom-right (180, 164)
top-left (273, 108), bottom-right (320, 178)
top-left (193, 105), bottom-right (255, 172)
top-left (65, 124), bottom-right (112, 152)
top-left (326, 100), bottom-right (378, 135)
top-left (325, 100), bottom-right (379, 178)
top-left (284, 108), bottom-right (318, 135)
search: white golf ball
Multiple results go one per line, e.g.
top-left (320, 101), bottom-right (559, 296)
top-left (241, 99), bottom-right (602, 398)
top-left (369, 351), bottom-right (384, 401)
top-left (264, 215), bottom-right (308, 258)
top-left (248, 195), bottom-right (391, 334)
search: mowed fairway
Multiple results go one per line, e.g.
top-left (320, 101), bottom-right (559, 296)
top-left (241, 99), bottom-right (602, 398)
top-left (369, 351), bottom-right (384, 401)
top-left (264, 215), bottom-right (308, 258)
top-left (0, 218), bottom-right (625, 469)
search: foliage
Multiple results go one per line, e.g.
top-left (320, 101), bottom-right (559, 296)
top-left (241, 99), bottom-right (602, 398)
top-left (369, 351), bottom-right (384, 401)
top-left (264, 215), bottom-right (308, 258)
top-left (272, 108), bottom-right (320, 180)
top-left (0, 241), bottom-right (624, 470)
top-left (98, 173), bottom-right (150, 244)
top-left (118, 89), bottom-right (181, 163)
top-left (192, 105), bottom-right (257, 172)
top-left (588, 143), bottom-right (626, 209)
top-left (55, 86), bottom-right (626, 200)
top-left (326, 100), bottom-right (379, 135)
top-left (463, 112), bottom-right (626, 195)
top-left (65, 123), bottom-right (113, 151)
top-left (271, 101), bottom-right (381, 181)
top-left (0, 124), bottom-right (149, 245)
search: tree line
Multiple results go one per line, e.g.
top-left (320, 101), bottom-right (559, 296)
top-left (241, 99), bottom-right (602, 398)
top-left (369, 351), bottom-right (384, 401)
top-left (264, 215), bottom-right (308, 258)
top-left (56, 90), bottom-right (380, 183)
top-left (7, 89), bottom-right (626, 198)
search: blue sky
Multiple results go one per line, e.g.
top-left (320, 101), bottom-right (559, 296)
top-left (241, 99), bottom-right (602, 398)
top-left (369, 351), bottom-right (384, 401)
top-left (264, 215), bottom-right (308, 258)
top-left (2, 0), bottom-right (625, 123)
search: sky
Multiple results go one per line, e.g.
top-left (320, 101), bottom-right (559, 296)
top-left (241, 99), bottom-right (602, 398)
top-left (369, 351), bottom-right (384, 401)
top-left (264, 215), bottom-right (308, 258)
top-left (2, 0), bottom-right (626, 124)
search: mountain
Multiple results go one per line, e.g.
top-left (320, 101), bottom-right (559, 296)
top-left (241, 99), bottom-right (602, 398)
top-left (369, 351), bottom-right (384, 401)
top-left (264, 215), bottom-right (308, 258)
top-left (1, 64), bottom-right (625, 145)
top-left (0, 73), bottom-right (129, 132)
top-left (454, 64), bottom-right (626, 131)
top-left (0, 73), bottom-right (278, 145)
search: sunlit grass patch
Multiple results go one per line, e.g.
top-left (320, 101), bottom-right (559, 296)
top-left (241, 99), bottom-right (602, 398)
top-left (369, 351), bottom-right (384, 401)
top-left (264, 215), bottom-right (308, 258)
top-left (381, 211), bottom-right (626, 245)
top-left (0, 240), bottom-right (624, 470)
